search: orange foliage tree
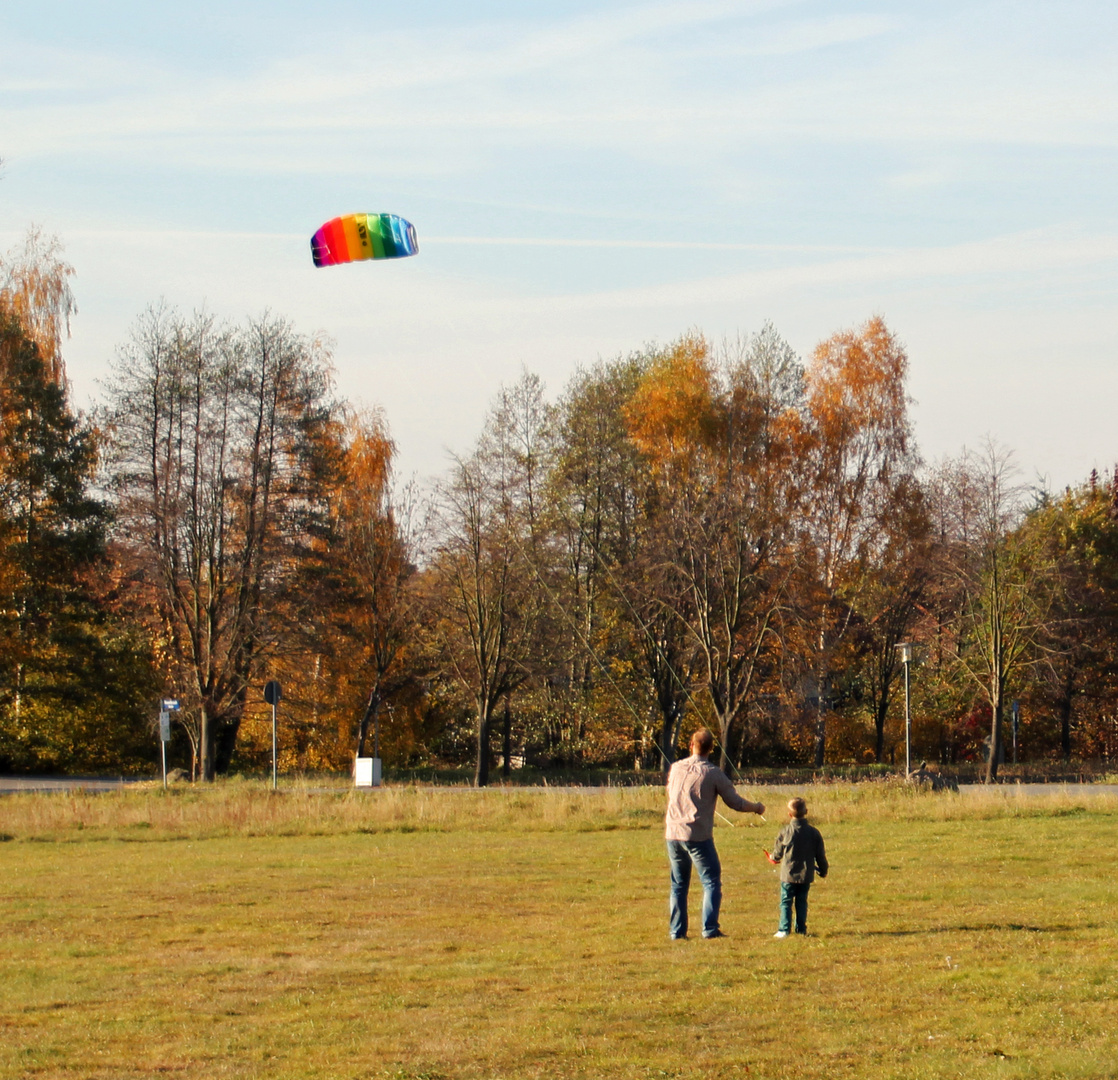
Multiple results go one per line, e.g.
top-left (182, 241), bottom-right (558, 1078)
top-left (799, 316), bottom-right (918, 766)
top-left (0, 228), bottom-right (76, 384)
top-left (622, 327), bottom-right (804, 772)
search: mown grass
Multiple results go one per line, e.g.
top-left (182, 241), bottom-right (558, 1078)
top-left (2, 783), bottom-right (1117, 1079)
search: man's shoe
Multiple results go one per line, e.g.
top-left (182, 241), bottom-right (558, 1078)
top-left (773, 930), bottom-right (789, 938)
top-left (670, 935), bottom-right (688, 941)
top-left (703, 929), bottom-right (727, 939)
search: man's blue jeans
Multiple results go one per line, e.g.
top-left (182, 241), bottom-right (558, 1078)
top-left (778, 881), bottom-right (811, 934)
top-left (667, 838), bottom-right (722, 939)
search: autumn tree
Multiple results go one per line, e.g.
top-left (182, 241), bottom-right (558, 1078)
top-left (549, 357), bottom-right (643, 696)
top-left (1013, 470), bottom-right (1118, 762)
top-left (852, 476), bottom-right (932, 763)
top-left (548, 352), bottom-right (696, 770)
top-left (632, 328), bottom-right (806, 771)
top-left (799, 316), bottom-right (918, 766)
top-left (331, 409), bottom-right (422, 759)
top-left (424, 373), bottom-right (551, 786)
top-left (931, 444), bottom-right (1058, 782)
top-left (102, 306), bottom-right (339, 780)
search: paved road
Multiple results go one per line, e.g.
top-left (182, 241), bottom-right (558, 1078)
top-left (0, 776), bottom-right (142, 793)
top-left (2, 776), bottom-right (1117, 797)
top-left (956, 783), bottom-right (1118, 797)
top-left (741, 782), bottom-right (1118, 798)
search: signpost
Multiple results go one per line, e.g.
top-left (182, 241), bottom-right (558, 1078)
top-left (264, 681), bottom-right (282, 790)
top-left (159, 699), bottom-right (179, 789)
top-left (1011, 699), bottom-right (1020, 765)
top-left (896, 644), bottom-right (916, 777)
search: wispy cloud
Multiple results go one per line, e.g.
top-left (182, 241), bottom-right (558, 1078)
top-left (519, 227), bottom-right (1118, 313)
top-left (6, 0), bottom-right (1115, 182)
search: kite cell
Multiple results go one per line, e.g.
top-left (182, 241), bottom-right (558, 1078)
top-left (311, 213), bottom-right (419, 268)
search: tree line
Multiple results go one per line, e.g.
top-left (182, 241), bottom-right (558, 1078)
top-left (2, 232), bottom-right (1117, 783)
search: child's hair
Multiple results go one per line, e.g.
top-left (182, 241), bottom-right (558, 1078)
top-left (690, 728), bottom-right (714, 755)
top-left (788, 797), bottom-right (807, 818)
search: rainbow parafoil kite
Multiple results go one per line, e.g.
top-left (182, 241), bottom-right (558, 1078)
top-left (311, 213), bottom-right (419, 268)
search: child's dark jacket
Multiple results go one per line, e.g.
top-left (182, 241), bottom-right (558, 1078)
top-left (771, 818), bottom-right (828, 884)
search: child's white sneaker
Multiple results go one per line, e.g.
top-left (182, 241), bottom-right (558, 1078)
top-left (773, 930), bottom-right (789, 938)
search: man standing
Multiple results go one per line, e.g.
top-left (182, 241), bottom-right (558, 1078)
top-left (665, 727), bottom-right (766, 940)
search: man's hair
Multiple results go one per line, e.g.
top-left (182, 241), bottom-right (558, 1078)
top-left (690, 728), bottom-right (715, 755)
top-left (788, 797), bottom-right (807, 818)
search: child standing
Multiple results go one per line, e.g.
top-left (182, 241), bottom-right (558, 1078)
top-left (766, 797), bottom-right (828, 937)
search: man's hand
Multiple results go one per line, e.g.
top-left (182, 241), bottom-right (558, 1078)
top-left (754, 802), bottom-right (766, 815)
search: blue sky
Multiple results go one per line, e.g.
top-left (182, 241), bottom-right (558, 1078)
top-left (2, 0), bottom-right (1116, 487)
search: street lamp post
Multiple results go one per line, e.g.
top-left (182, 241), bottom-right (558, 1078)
top-left (896, 643), bottom-right (915, 777)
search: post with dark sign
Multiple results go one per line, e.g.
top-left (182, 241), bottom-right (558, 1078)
top-left (264, 681), bottom-right (282, 790)
top-left (1011, 700), bottom-right (1020, 766)
top-left (159, 699), bottom-right (179, 789)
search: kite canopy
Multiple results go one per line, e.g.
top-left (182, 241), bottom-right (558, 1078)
top-left (311, 213), bottom-right (419, 267)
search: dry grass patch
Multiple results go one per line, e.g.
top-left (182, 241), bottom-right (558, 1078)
top-left (0, 782), bottom-right (673, 842)
top-left (2, 779), bottom-right (1115, 844)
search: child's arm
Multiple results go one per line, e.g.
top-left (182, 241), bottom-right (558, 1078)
top-left (767, 828), bottom-right (787, 865)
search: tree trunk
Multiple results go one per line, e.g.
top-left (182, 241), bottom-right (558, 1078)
top-left (874, 697), bottom-right (888, 764)
top-left (201, 706), bottom-right (216, 782)
top-left (873, 660), bottom-right (893, 763)
top-left (215, 718), bottom-right (242, 774)
top-left (717, 717), bottom-right (734, 776)
top-left (985, 692), bottom-right (1003, 784)
top-left (475, 698), bottom-right (492, 788)
top-left (813, 669), bottom-right (830, 768)
top-left (1057, 670), bottom-right (1074, 763)
top-left (357, 690), bottom-right (381, 758)
top-left (502, 698), bottom-right (511, 780)
top-left (660, 705), bottom-right (682, 776)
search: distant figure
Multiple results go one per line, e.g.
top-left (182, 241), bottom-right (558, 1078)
top-left (766, 797), bottom-right (828, 938)
top-left (665, 728), bottom-right (766, 940)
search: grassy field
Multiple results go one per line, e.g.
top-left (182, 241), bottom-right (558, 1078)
top-left (2, 783), bottom-right (1117, 1079)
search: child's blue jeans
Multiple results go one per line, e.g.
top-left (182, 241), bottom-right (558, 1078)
top-left (778, 881), bottom-right (811, 934)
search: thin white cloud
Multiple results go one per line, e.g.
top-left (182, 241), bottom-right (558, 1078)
top-left (681, 12), bottom-right (898, 57)
top-left (5, 0), bottom-right (1116, 178)
top-left (438, 226), bottom-right (1118, 314)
